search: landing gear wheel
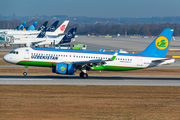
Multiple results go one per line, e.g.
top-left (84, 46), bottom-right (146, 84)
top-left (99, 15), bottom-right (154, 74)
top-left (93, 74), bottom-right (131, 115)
top-left (23, 72), bottom-right (27, 76)
top-left (83, 73), bottom-right (88, 78)
top-left (80, 72), bottom-right (84, 77)
top-left (24, 65), bottom-right (28, 76)
top-left (79, 72), bottom-right (88, 78)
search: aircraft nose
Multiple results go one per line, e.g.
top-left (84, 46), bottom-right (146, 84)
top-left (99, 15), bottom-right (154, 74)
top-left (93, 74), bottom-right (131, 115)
top-left (3, 54), bottom-right (13, 63)
top-left (3, 54), bottom-right (9, 62)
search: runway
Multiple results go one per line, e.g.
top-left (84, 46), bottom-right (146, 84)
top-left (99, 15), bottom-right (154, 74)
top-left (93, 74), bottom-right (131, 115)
top-left (0, 75), bottom-right (180, 86)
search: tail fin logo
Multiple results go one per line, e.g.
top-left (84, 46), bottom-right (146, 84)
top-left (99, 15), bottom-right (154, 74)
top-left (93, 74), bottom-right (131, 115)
top-left (155, 36), bottom-right (169, 50)
top-left (60, 25), bottom-right (66, 31)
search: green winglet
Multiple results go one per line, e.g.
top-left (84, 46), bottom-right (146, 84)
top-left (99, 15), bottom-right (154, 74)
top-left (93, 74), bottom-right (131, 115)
top-left (111, 56), bottom-right (116, 60)
top-left (110, 49), bottom-right (120, 60)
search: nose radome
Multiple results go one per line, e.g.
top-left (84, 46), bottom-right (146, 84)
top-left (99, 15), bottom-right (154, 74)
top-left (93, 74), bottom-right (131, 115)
top-left (3, 54), bottom-right (8, 62)
top-left (3, 54), bottom-right (14, 64)
top-left (3, 54), bottom-right (12, 63)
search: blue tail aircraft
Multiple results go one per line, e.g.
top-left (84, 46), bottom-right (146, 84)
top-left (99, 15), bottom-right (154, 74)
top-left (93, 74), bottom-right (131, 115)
top-left (17, 22), bottom-right (26, 30)
top-left (46, 21), bottom-right (59, 32)
top-left (27, 22), bottom-right (37, 31)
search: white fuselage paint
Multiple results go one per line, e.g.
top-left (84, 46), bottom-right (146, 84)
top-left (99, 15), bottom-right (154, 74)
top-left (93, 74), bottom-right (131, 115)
top-left (9, 35), bottom-right (64, 46)
top-left (3, 47), bottom-right (175, 69)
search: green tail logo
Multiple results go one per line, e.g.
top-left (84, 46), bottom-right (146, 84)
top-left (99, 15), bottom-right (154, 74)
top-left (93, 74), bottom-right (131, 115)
top-left (157, 40), bottom-right (166, 47)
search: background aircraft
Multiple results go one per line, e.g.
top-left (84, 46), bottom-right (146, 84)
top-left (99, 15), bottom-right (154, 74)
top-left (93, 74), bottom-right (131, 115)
top-left (0, 22), bottom-right (27, 33)
top-left (3, 28), bottom-right (175, 78)
top-left (4, 20), bottom-right (69, 36)
top-left (24, 21), bottom-right (38, 31)
top-left (9, 27), bottom-right (77, 47)
top-left (46, 21), bottom-right (59, 32)
top-left (37, 21), bottom-right (48, 31)
top-left (17, 22), bottom-right (27, 30)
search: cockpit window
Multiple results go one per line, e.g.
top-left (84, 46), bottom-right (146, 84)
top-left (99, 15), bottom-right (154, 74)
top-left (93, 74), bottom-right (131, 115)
top-left (10, 50), bottom-right (18, 54)
top-left (10, 50), bottom-right (14, 53)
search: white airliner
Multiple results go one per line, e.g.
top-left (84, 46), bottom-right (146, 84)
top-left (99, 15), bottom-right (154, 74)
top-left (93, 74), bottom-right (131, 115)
top-left (4, 20), bottom-right (69, 37)
top-left (3, 28), bottom-right (175, 78)
top-left (9, 27), bottom-right (77, 47)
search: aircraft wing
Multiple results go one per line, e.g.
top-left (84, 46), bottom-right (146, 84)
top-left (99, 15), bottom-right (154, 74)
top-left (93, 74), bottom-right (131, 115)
top-left (63, 50), bottom-right (120, 69)
top-left (62, 59), bottom-right (107, 70)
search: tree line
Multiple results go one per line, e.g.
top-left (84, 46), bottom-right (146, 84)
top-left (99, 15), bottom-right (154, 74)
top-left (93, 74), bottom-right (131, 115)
top-left (69, 22), bottom-right (180, 36)
top-left (1, 20), bottom-right (180, 36)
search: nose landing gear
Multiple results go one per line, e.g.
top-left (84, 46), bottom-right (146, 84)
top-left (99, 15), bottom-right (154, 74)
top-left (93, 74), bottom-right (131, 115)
top-left (23, 65), bottom-right (28, 76)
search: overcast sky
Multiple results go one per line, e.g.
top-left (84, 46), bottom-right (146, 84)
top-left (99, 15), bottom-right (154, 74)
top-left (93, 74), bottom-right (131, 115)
top-left (0, 0), bottom-right (180, 18)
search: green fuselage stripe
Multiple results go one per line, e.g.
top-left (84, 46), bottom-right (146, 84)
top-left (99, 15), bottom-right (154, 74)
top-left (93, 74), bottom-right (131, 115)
top-left (104, 66), bottom-right (142, 71)
top-left (17, 61), bottom-right (56, 67)
top-left (17, 61), bottom-right (142, 71)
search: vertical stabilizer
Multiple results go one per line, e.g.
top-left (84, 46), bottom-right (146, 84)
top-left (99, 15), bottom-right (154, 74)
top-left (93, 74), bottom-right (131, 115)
top-left (37, 21), bottom-right (48, 31)
top-left (54, 20), bottom-right (69, 34)
top-left (59, 27), bottom-right (77, 44)
top-left (46, 21), bottom-right (59, 32)
top-left (138, 28), bottom-right (174, 57)
top-left (27, 21), bottom-right (37, 31)
top-left (36, 27), bottom-right (46, 38)
top-left (18, 22), bottom-right (26, 30)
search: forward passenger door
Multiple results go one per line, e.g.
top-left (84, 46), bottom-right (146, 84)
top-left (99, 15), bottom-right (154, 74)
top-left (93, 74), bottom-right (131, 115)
top-left (24, 48), bottom-right (30, 59)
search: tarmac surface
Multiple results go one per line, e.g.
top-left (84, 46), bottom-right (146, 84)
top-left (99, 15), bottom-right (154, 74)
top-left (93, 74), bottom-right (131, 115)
top-left (74, 36), bottom-right (180, 51)
top-left (0, 75), bottom-right (180, 86)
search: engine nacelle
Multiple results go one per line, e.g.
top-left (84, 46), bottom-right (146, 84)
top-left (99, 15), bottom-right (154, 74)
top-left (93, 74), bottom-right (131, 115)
top-left (52, 63), bottom-right (75, 75)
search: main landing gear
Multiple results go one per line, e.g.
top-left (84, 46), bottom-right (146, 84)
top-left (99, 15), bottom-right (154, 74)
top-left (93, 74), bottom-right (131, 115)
top-left (79, 66), bottom-right (88, 78)
top-left (79, 72), bottom-right (88, 78)
top-left (23, 65), bottom-right (28, 76)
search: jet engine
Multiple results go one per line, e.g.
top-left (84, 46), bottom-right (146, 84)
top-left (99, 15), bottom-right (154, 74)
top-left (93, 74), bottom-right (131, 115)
top-left (52, 63), bottom-right (75, 75)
